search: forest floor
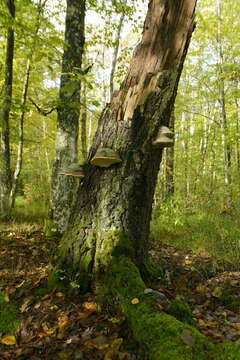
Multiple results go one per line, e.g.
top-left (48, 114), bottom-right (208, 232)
top-left (0, 229), bottom-right (240, 359)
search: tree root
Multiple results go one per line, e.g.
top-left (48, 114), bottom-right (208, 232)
top-left (109, 256), bottom-right (240, 360)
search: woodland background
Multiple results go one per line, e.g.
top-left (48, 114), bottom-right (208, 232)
top-left (1, 0), bottom-right (240, 261)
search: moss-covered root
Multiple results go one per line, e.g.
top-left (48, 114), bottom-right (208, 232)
top-left (110, 256), bottom-right (240, 360)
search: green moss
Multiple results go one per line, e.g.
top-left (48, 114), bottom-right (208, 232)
top-left (166, 299), bottom-right (194, 325)
top-left (0, 291), bottom-right (19, 334)
top-left (210, 342), bottom-right (240, 360)
top-left (109, 256), bottom-right (217, 360)
top-left (145, 258), bottom-right (165, 282)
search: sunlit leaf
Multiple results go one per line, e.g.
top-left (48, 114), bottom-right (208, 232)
top-left (131, 298), bottom-right (140, 305)
top-left (212, 286), bottom-right (222, 298)
top-left (82, 301), bottom-right (98, 312)
top-left (1, 335), bottom-right (16, 345)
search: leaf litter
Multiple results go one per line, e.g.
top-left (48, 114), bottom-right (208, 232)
top-left (0, 230), bottom-right (240, 359)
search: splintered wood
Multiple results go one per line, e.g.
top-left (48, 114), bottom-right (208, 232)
top-left (110, 0), bottom-right (196, 122)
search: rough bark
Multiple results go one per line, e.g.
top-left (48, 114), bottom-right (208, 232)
top-left (50, 0), bottom-right (86, 233)
top-left (80, 84), bottom-right (87, 161)
top-left (0, 0), bottom-right (15, 217)
top-left (56, 0), bottom-right (240, 358)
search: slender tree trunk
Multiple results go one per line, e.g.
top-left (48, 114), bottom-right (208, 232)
top-left (9, 60), bottom-right (31, 209)
top-left (109, 3), bottom-right (126, 99)
top-left (165, 110), bottom-right (175, 199)
top-left (50, 0), bottom-right (86, 233)
top-left (216, 0), bottom-right (232, 206)
top-left (0, 0), bottom-right (15, 217)
top-left (80, 83), bottom-right (87, 161)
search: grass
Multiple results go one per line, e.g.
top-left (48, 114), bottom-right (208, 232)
top-left (0, 197), bottom-right (47, 233)
top-left (151, 199), bottom-right (240, 265)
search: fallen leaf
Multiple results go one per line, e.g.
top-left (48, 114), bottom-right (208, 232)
top-left (82, 301), bottom-right (98, 312)
top-left (212, 286), bottom-right (222, 298)
top-left (131, 298), bottom-right (140, 305)
top-left (180, 329), bottom-right (195, 346)
top-left (4, 293), bottom-right (9, 302)
top-left (1, 335), bottom-right (16, 345)
top-left (56, 292), bottom-right (65, 298)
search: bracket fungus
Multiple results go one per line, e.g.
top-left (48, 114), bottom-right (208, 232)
top-left (59, 163), bottom-right (85, 177)
top-left (90, 148), bottom-right (122, 168)
top-left (152, 126), bottom-right (174, 148)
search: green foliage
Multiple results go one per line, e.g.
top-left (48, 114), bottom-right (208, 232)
top-left (0, 291), bottom-right (19, 334)
top-left (219, 295), bottom-right (240, 312)
top-left (165, 299), bottom-right (194, 325)
top-left (151, 201), bottom-right (240, 264)
top-left (47, 269), bottom-right (66, 292)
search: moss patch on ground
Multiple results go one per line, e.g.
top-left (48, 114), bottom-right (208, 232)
top-left (0, 291), bottom-right (19, 334)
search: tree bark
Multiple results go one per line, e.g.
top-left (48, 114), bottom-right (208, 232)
top-left (50, 0), bottom-right (86, 233)
top-left (56, 1), bottom-right (239, 358)
top-left (165, 110), bottom-right (175, 199)
top-left (9, 60), bottom-right (30, 210)
top-left (0, 0), bottom-right (15, 217)
top-left (80, 83), bottom-right (87, 161)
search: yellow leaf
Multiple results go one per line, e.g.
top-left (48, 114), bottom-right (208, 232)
top-left (111, 338), bottom-right (123, 350)
top-left (212, 286), bottom-right (222, 298)
top-left (56, 292), bottom-right (65, 298)
top-left (198, 319), bottom-right (207, 327)
top-left (82, 301), bottom-right (98, 312)
top-left (131, 298), bottom-right (140, 305)
top-left (1, 335), bottom-right (16, 345)
top-left (45, 327), bottom-right (56, 336)
top-left (4, 294), bottom-right (9, 302)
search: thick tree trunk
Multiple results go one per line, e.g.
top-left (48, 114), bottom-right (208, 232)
top-left (57, 1), bottom-right (239, 358)
top-left (0, 0), bottom-right (15, 217)
top-left (50, 0), bottom-right (86, 233)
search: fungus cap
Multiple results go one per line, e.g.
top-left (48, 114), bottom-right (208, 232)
top-left (159, 126), bottom-right (174, 138)
top-left (59, 163), bottom-right (85, 177)
top-left (152, 134), bottom-right (174, 148)
top-left (90, 148), bottom-right (122, 168)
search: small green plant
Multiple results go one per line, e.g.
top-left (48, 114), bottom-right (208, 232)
top-left (0, 292), bottom-right (19, 334)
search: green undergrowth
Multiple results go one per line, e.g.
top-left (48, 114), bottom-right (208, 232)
top-left (0, 291), bottom-right (19, 334)
top-left (151, 199), bottom-right (240, 265)
top-left (0, 197), bottom-right (47, 232)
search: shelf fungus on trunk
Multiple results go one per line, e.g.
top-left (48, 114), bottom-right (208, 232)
top-left (59, 163), bottom-right (85, 177)
top-left (90, 147), bottom-right (122, 168)
top-left (153, 126), bottom-right (174, 148)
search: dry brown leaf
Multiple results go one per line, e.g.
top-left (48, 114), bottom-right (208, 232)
top-left (180, 329), bottom-right (195, 346)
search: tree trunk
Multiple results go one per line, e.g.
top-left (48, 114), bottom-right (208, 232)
top-left (9, 60), bottom-right (30, 210)
top-left (165, 110), bottom-right (175, 199)
top-left (50, 0), bottom-right (86, 233)
top-left (216, 0), bottom-right (232, 206)
top-left (109, 2), bottom-right (126, 99)
top-left (0, 0), bottom-right (15, 217)
top-left (80, 83), bottom-right (87, 162)
top-left (57, 1), bottom-right (239, 358)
